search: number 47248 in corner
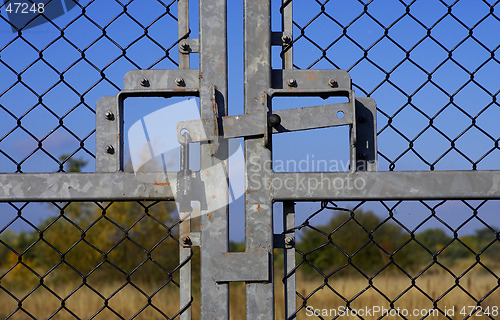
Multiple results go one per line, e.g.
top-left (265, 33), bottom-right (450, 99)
top-left (4, 2), bottom-right (45, 14)
top-left (460, 306), bottom-right (499, 317)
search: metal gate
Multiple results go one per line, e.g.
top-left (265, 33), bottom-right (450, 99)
top-left (1, 0), bottom-right (499, 319)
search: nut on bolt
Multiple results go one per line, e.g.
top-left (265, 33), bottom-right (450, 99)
top-left (285, 237), bottom-right (295, 247)
top-left (328, 79), bottom-right (338, 88)
top-left (182, 235), bottom-right (191, 245)
top-left (175, 77), bottom-right (185, 87)
top-left (105, 111), bottom-right (114, 121)
top-left (106, 145), bottom-right (115, 155)
top-left (281, 33), bottom-right (292, 44)
top-left (180, 41), bottom-right (189, 51)
top-left (287, 78), bottom-right (297, 87)
top-left (139, 78), bottom-right (149, 87)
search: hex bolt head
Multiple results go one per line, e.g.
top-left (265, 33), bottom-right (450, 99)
top-left (268, 114), bottom-right (281, 128)
top-left (175, 78), bottom-right (185, 87)
top-left (287, 78), bottom-right (297, 87)
top-left (139, 78), bottom-right (149, 87)
top-left (106, 145), bottom-right (115, 155)
top-left (281, 33), bottom-right (292, 44)
top-left (359, 151), bottom-right (368, 160)
top-left (285, 237), bottom-right (295, 246)
top-left (328, 79), bottom-right (338, 88)
top-left (105, 111), bottom-right (114, 121)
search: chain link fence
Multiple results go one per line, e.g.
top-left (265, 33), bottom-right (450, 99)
top-left (284, 0), bottom-right (500, 171)
top-left (0, 200), bottom-right (192, 319)
top-left (282, 200), bottom-right (500, 319)
top-left (0, 0), bottom-right (500, 319)
top-left (278, 0), bottom-right (500, 319)
top-left (0, 1), bottom-right (193, 319)
top-left (0, 0), bottom-right (180, 173)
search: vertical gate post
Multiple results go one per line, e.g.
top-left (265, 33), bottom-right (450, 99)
top-left (283, 201), bottom-right (296, 319)
top-left (199, 0), bottom-right (230, 319)
top-left (244, 1), bottom-right (275, 319)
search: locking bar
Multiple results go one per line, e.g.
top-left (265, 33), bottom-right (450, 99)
top-left (176, 113), bottom-right (265, 143)
top-left (176, 89), bottom-right (357, 143)
top-left (271, 101), bottom-right (353, 134)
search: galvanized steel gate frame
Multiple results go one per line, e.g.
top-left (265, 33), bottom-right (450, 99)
top-left (1, 0), bottom-right (500, 319)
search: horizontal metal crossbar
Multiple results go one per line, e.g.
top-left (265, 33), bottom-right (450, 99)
top-left (271, 171), bottom-right (500, 201)
top-left (0, 172), bottom-right (175, 201)
top-left (1, 170), bottom-right (499, 202)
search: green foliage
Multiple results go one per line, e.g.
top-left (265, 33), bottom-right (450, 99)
top-left (295, 210), bottom-right (500, 278)
top-left (229, 241), bottom-right (245, 252)
top-left (0, 201), bottom-right (180, 288)
top-left (58, 154), bottom-right (88, 172)
top-left (1, 201), bottom-right (499, 289)
top-left (297, 210), bottom-right (412, 276)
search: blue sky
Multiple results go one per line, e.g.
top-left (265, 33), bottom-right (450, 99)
top-left (0, 0), bottom-right (499, 241)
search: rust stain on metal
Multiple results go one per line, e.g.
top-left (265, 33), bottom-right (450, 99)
top-left (117, 134), bottom-right (120, 140)
top-left (208, 214), bottom-right (212, 221)
top-left (154, 180), bottom-right (170, 186)
top-left (257, 203), bottom-right (261, 212)
top-left (212, 195), bottom-right (216, 199)
top-left (199, 72), bottom-right (203, 79)
top-left (246, 190), bottom-right (258, 194)
top-left (173, 88), bottom-right (187, 92)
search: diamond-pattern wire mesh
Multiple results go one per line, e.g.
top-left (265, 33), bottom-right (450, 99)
top-left (1, 0), bottom-right (500, 319)
top-left (285, 201), bottom-right (500, 319)
top-left (0, 201), bottom-right (190, 319)
top-left (280, 2), bottom-right (500, 318)
top-left (283, 0), bottom-right (500, 171)
top-left (0, 0), bottom-right (181, 173)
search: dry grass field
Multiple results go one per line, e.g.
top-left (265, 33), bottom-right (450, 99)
top-left (1, 267), bottom-right (498, 320)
